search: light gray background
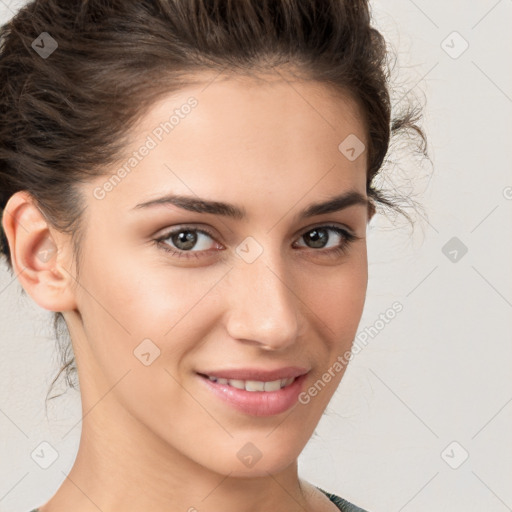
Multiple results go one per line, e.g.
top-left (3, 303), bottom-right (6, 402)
top-left (1, 1), bottom-right (511, 511)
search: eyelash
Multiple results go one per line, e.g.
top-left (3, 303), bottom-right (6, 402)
top-left (153, 224), bottom-right (359, 260)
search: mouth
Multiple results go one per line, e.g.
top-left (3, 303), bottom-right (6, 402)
top-left (196, 369), bottom-right (309, 417)
top-left (197, 373), bottom-right (297, 392)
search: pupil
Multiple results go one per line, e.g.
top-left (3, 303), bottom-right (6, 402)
top-left (307, 228), bottom-right (327, 248)
top-left (174, 230), bottom-right (197, 250)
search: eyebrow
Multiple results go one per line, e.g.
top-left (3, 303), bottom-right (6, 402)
top-left (131, 190), bottom-right (369, 220)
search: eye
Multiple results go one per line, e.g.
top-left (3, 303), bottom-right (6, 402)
top-left (153, 224), bottom-right (359, 260)
top-left (154, 226), bottom-right (220, 259)
top-left (294, 225), bottom-right (358, 257)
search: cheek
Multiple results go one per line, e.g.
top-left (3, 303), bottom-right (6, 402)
top-left (300, 254), bottom-right (368, 337)
top-left (75, 246), bottom-right (228, 363)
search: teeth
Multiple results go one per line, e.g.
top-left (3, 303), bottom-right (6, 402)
top-left (263, 380), bottom-right (282, 392)
top-left (245, 380), bottom-right (265, 392)
top-left (228, 379), bottom-right (246, 390)
top-left (207, 375), bottom-right (296, 391)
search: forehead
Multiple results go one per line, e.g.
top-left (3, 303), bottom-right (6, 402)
top-left (159, 69), bottom-right (366, 146)
top-left (87, 70), bottom-right (368, 215)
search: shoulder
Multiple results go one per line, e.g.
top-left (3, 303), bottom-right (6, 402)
top-left (316, 486), bottom-right (371, 512)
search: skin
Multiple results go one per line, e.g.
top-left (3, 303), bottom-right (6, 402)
top-left (3, 70), bottom-right (374, 512)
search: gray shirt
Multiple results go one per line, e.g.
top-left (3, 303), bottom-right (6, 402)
top-left (317, 486), bottom-right (370, 511)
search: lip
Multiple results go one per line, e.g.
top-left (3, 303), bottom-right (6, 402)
top-left (197, 366), bottom-right (309, 381)
top-left (196, 370), bottom-right (309, 417)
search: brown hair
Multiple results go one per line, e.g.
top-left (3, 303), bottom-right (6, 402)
top-left (0, 0), bottom-right (428, 407)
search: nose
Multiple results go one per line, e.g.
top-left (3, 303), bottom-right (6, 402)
top-left (224, 251), bottom-right (302, 351)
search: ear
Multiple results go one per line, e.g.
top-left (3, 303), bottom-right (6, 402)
top-left (1, 190), bottom-right (78, 312)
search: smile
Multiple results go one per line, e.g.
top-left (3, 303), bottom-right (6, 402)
top-left (204, 375), bottom-right (296, 392)
top-left (197, 371), bottom-right (309, 416)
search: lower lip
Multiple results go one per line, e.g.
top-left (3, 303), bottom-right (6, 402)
top-left (197, 373), bottom-right (308, 417)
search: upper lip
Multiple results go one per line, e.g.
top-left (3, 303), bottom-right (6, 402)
top-left (198, 366), bottom-right (309, 381)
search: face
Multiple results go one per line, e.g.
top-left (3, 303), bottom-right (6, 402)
top-left (63, 71), bottom-right (373, 477)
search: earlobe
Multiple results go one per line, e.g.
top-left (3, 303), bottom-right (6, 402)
top-left (1, 190), bottom-right (77, 312)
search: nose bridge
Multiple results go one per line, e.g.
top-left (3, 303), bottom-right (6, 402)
top-left (225, 244), bottom-right (300, 349)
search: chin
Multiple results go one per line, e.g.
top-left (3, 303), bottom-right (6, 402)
top-left (198, 438), bottom-right (303, 478)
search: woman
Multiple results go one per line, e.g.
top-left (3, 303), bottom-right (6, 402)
top-left (0, 1), bottom-right (426, 511)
